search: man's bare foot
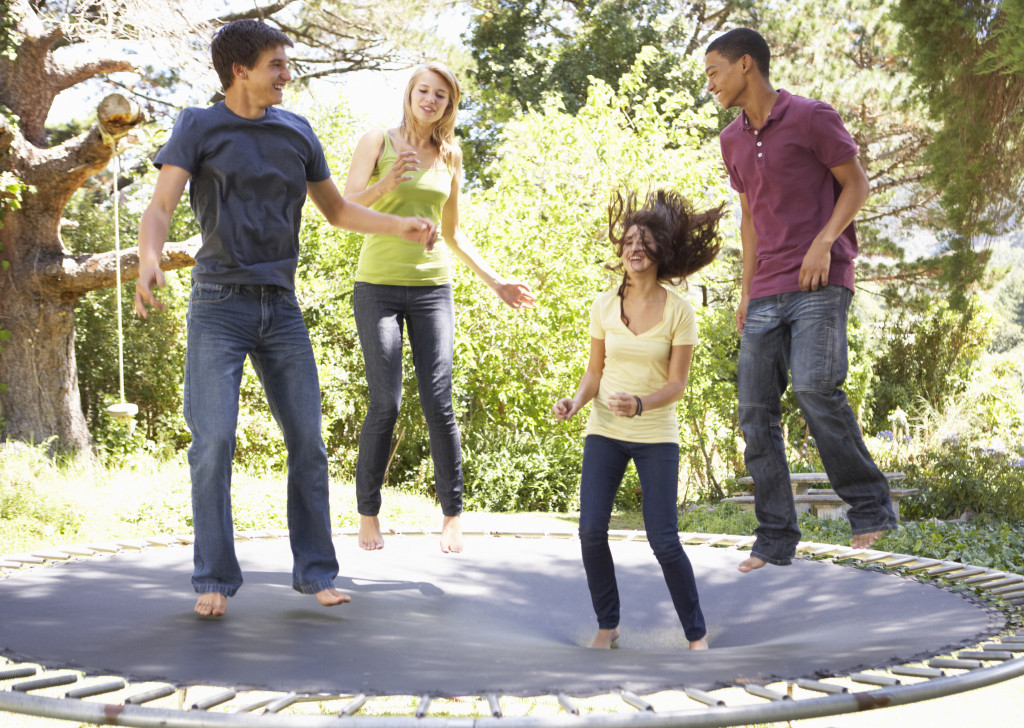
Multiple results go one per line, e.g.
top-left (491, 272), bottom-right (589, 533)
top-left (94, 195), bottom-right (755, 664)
top-left (589, 627), bottom-right (620, 649)
top-left (440, 514), bottom-right (463, 553)
top-left (738, 556), bottom-right (767, 573)
top-left (851, 530), bottom-right (883, 550)
top-left (359, 515), bottom-right (384, 550)
top-left (195, 593), bottom-right (227, 617)
top-left (315, 587), bottom-right (351, 606)
top-left (689, 636), bottom-right (709, 650)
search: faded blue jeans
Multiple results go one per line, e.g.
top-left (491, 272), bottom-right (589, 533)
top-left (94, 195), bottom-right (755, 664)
top-left (353, 282), bottom-right (464, 517)
top-left (578, 435), bottom-right (706, 641)
top-left (738, 286), bottom-right (896, 565)
top-left (184, 282), bottom-right (339, 597)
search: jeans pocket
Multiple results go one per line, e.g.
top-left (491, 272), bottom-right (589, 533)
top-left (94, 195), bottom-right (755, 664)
top-left (191, 282), bottom-right (233, 304)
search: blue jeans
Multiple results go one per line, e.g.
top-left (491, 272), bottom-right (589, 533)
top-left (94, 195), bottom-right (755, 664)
top-left (353, 282), bottom-right (463, 517)
top-left (738, 287), bottom-right (897, 565)
top-left (578, 435), bottom-right (706, 641)
top-left (184, 282), bottom-right (338, 596)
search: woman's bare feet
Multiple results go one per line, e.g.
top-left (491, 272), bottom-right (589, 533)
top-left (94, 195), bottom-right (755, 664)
top-left (589, 627), bottom-right (620, 649)
top-left (359, 515), bottom-right (384, 550)
top-left (738, 555), bottom-right (767, 573)
top-left (315, 587), bottom-right (351, 606)
top-left (689, 636), bottom-right (709, 650)
top-left (851, 530), bottom-right (883, 550)
top-left (194, 593), bottom-right (227, 617)
top-left (440, 514), bottom-right (463, 553)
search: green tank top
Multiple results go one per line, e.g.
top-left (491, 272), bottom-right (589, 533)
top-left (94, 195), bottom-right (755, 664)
top-left (354, 131), bottom-right (454, 286)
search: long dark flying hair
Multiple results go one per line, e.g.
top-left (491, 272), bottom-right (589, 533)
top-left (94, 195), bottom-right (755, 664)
top-left (607, 189), bottom-right (723, 326)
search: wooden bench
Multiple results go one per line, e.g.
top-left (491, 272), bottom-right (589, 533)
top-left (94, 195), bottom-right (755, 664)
top-left (722, 472), bottom-right (918, 520)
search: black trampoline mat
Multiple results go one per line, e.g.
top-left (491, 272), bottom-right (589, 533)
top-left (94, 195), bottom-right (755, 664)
top-left (0, 533), bottom-right (1004, 696)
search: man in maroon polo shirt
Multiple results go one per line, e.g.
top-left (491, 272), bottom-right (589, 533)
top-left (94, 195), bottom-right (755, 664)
top-left (704, 28), bottom-right (896, 573)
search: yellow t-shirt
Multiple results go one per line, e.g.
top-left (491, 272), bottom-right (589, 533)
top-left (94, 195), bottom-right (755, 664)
top-left (585, 287), bottom-right (698, 444)
top-left (355, 132), bottom-right (454, 286)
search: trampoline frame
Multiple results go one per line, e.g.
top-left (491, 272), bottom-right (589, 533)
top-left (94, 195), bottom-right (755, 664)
top-left (2, 529), bottom-right (1023, 728)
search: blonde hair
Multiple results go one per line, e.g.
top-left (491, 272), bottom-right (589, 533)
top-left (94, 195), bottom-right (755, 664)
top-left (401, 61), bottom-right (461, 168)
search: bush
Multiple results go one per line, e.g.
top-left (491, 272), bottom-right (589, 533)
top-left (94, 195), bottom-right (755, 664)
top-left (899, 438), bottom-right (1024, 522)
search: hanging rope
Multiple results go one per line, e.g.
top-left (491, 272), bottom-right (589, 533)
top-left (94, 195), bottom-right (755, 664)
top-left (97, 93), bottom-right (144, 425)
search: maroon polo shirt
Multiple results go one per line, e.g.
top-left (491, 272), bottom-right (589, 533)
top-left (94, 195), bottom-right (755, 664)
top-left (719, 89), bottom-right (860, 298)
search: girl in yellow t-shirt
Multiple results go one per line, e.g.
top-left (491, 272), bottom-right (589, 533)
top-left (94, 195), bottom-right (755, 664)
top-left (554, 189), bottom-right (722, 650)
top-left (344, 62), bottom-right (535, 555)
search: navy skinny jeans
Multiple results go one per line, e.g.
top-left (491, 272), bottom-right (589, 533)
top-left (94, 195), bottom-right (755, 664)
top-left (578, 434), bottom-right (706, 641)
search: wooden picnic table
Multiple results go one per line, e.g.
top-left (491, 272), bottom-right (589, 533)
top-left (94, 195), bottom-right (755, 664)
top-left (725, 472), bottom-right (918, 520)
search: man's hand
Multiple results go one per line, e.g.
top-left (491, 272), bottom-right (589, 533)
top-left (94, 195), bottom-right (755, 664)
top-left (396, 217), bottom-right (437, 251)
top-left (799, 237), bottom-right (832, 291)
top-left (134, 264), bottom-right (166, 319)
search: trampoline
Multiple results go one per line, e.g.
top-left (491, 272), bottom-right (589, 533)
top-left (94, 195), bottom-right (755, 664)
top-left (2, 529), bottom-right (1024, 727)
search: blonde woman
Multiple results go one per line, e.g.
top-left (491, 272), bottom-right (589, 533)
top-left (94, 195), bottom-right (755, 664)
top-left (344, 62), bottom-right (534, 554)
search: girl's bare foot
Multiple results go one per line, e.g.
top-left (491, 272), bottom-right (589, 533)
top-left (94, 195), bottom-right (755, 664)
top-left (851, 530), bottom-right (883, 550)
top-left (689, 636), bottom-right (709, 650)
top-left (738, 556), bottom-right (767, 573)
top-left (589, 627), bottom-right (620, 649)
top-left (315, 587), bottom-right (351, 606)
top-left (359, 515), bottom-right (384, 550)
top-left (195, 593), bottom-right (227, 617)
top-left (440, 514), bottom-right (463, 553)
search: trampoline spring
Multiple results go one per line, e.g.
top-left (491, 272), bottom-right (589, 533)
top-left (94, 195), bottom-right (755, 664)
top-left (989, 585), bottom-right (1024, 598)
top-left (13, 674), bottom-right (78, 692)
top-left (484, 694), bottom-right (502, 717)
top-left (962, 572), bottom-right (1009, 586)
top-left (878, 556), bottom-right (918, 568)
top-left (233, 697), bottom-right (274, 713)
top-left (87, 543), bottom-right (121, 553)
top-left (263, 692), bottom-right (298, 714)
top-left (794, 678), bottom-right (847, 694)
top-left (338, 693), bottom-right (367, 717)
top-left (29, 550), bottom-right (72, 561)
top-left (809, 546), bottom-right (844, 557)
top-left (987, 642), bottom-right (1024, 652)
top-left (924, 564), bottom-right (967, 577)
top-left (890, 665), bottom-right (945, 679)
top-left (854, 552), bottom-right (894, 564)
top-left (0, 560), bottom-right (23, 569)
top-left (978, 579), bottom-right (1024, 592)
top-left (744, 684), bottom-right (790, 701)
top-left (902, 559), bottom-right (942, 573)
top-left (190, 688), bottom-right (236, 711)
top-left (556, 693), bottom-right (579, 715)
top-left (60, 546), bottom-right (99, 557)
top-left (115, 539), bottom-right (147, 551)
top-left (124, 685), bottom-right (176, 704)
top-left (849, 672), bottom-right (900, 687)
top-left (620, 690), bottom-right (654, 711)
top-left (0, 667), bottom-right (37, 681)
top-left (683, 687), bottom-right (724, 707)
top-left (415, 694), bottom-right (432, 717)
top-left (958, 651), bottom-right (1013, 662)
top-left (5, 554), bottom-right (46, 565)
top-left (65, 679), bottom-right (126, 699)
top-left (940, 567), bottom-right (988, 581)
top-left (928, 658), bottom-right (983, 671)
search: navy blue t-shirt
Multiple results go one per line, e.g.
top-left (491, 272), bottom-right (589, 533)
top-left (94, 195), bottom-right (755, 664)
top-left (155, 102), bottom-right (331, 289)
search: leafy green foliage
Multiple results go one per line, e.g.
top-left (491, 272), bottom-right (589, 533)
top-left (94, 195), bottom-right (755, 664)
top-left (899, 438), bottom-right (1024, 522)
top-left (461, 0), bottom-right (749, 184)
top-left (63, 175), bottom-right (195, 462)
top-left (869, 296), bottom-right (995, 431)
top-left (892, 0), bottom-right (1024, 252)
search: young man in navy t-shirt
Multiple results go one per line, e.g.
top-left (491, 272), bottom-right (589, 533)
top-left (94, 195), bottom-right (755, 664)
top-left (134, 20), bottom-right (436, 616)
top-left (704, 28), bottom-right (896, 573)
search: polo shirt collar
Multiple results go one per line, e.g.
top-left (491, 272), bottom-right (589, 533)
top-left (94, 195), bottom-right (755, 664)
top-left (741, 88), bottom-right (792, 131)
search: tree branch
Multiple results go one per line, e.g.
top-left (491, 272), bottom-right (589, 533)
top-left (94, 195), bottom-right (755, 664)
top-left (47, 237), bottom-right (200, 299)
top-left (209, 1), bottom-right (297, 24)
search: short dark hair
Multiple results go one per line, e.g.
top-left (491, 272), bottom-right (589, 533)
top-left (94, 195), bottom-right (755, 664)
top-left (706, 28), bottom-right (771, 79)
top-left (210, 19), bottom-right (293, 91)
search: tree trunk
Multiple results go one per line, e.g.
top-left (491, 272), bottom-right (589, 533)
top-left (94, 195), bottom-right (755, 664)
top-left (0, 272), bottom-right (90, 451)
